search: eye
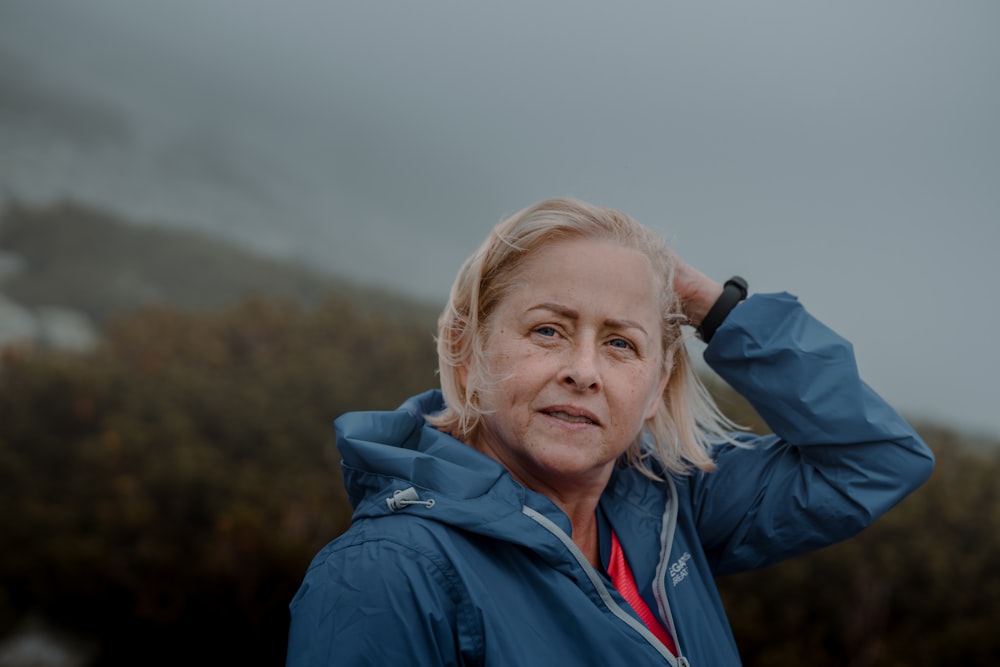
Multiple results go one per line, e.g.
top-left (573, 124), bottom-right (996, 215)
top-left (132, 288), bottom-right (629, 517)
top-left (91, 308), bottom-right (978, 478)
top-left (608, 338), bottom-right (634, 351)
top-left (534, 326), bottom-right (558, 337)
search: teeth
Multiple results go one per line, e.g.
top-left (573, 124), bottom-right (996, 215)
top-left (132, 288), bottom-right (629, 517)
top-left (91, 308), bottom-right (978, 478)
top-left (548, 411), bottom-right (594, 424)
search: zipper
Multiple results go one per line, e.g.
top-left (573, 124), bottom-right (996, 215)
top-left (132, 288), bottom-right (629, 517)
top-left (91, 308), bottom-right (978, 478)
top-left (522, 505), bottom-right (681, 666)
top-left (653, 476), bottom-right (686, 662)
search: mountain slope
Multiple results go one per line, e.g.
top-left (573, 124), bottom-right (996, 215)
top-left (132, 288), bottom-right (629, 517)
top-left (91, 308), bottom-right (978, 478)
top-left (0, 199), bottom-right (438, 325)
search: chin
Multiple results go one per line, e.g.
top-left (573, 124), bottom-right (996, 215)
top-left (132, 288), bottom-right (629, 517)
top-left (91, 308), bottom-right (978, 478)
top-left (530, 447), bottom-right (616, 481)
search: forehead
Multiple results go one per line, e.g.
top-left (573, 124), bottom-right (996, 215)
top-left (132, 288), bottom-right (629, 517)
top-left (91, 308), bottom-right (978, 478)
top-left (501, 238), bottom-right (664, 324)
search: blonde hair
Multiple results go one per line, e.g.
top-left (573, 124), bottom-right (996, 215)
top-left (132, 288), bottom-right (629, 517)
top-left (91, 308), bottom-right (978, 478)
top-left (428, 197), bottom-right (738, 475)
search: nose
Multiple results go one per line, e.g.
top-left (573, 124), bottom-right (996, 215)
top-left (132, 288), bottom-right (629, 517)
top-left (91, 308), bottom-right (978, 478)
top-left (560, 345), bottom-right (601, 392)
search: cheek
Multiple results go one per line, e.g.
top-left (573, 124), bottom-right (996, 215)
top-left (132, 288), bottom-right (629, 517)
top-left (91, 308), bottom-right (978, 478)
top-left (488, 337), bottom-right (547, 383)
top-left (638, 370), bottom-right (669, 422)
top-left (642, 391), bottom-right (663, 422)
top-left (477, 348), bottom-right (524, 409)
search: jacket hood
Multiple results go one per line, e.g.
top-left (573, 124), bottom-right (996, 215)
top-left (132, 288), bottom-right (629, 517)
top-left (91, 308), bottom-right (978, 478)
top-left (334, 389), bottom-right (576, 547)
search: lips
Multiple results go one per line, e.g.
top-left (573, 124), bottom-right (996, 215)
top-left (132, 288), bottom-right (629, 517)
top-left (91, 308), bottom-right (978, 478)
top-left (541, 406), bottom-right (601, 426)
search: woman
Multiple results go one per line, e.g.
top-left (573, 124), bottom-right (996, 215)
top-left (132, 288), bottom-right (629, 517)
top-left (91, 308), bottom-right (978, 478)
top-left (286, 198), bottom-right (934, 666)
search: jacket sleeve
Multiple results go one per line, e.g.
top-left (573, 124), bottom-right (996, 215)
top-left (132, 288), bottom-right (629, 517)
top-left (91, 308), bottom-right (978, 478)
top-left (688, 292), bottom-right (935, 576)
top-left (286, 536), bottom-right (470, 666)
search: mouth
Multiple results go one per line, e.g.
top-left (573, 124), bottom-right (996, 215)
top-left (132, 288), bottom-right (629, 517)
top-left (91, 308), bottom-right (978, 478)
top-left (541, 407), bottom-right (601, 426)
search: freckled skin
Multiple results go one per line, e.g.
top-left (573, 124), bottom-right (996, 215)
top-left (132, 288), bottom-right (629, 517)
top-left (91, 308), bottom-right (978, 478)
top-left (470, 238), bottom-right (670, 506)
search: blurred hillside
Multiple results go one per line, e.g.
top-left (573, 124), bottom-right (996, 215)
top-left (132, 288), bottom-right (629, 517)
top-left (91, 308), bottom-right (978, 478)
top-left (0, 199), bottom-right (438, 328)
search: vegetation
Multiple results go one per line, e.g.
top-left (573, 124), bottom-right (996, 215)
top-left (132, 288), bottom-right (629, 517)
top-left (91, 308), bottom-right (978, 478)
top-left (0, 296), bottom-right (439, 665)
top-left (0, 200), bottom-right (996, 665)
top-left (1, 293), bottom-right (997, 665)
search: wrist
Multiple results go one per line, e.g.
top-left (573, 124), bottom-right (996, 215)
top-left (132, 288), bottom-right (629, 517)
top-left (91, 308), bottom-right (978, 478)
top-left (696, 276), bottom-right (748, 343)
top-left (683, 280), bottom-right (724, 327)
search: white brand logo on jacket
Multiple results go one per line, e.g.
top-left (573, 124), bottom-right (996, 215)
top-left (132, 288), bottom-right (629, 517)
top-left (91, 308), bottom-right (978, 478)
top-left (669, 552), bottom-right (692, 586)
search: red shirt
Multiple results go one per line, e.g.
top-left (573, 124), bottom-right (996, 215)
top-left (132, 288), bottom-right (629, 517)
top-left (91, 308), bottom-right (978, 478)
top-left (607, 530), bottom-right (677, 655)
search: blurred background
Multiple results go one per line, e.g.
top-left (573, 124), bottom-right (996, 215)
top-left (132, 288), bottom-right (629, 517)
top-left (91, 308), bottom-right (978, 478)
top-left (0, 2), bottom-right (997, 665)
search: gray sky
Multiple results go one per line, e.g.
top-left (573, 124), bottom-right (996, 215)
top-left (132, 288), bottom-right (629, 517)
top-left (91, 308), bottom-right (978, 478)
top-left (1, 1), bottom-right (998, 437)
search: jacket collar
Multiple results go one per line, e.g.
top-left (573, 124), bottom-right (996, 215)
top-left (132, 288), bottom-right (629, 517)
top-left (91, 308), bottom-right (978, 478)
top-left (335, 390), bottom-right (575, 548)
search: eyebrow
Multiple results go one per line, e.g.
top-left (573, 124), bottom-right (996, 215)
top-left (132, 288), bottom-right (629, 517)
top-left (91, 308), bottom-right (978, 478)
top-left (528, 303), bottom-right (650, 337)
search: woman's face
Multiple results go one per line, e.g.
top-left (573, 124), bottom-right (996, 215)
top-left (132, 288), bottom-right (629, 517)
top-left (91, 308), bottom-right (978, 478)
top-left (468, 237), bottom-right (669, 495)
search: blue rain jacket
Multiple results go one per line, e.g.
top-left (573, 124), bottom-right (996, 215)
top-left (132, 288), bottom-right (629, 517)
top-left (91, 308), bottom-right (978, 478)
top-left (287, 292), bottom-right (934, 666)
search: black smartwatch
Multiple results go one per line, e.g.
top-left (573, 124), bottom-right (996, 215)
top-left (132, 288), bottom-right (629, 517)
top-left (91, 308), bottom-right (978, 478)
top-left (696, 276), bottom-right (748, 343)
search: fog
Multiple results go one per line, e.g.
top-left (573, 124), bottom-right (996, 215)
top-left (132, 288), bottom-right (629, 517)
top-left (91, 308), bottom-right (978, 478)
top-left (1, 0), bottom-right (998, 436)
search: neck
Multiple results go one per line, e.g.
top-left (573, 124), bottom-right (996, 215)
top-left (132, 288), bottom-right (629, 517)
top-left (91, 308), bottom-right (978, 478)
top-left (543, 487), bottom-right (604, 568)
top-left (567, 507), bottom-right (602, 568)
top-left (511, 470), bottom-right (606, 567)
top-left (536, 481), bottom-right (611, 568)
